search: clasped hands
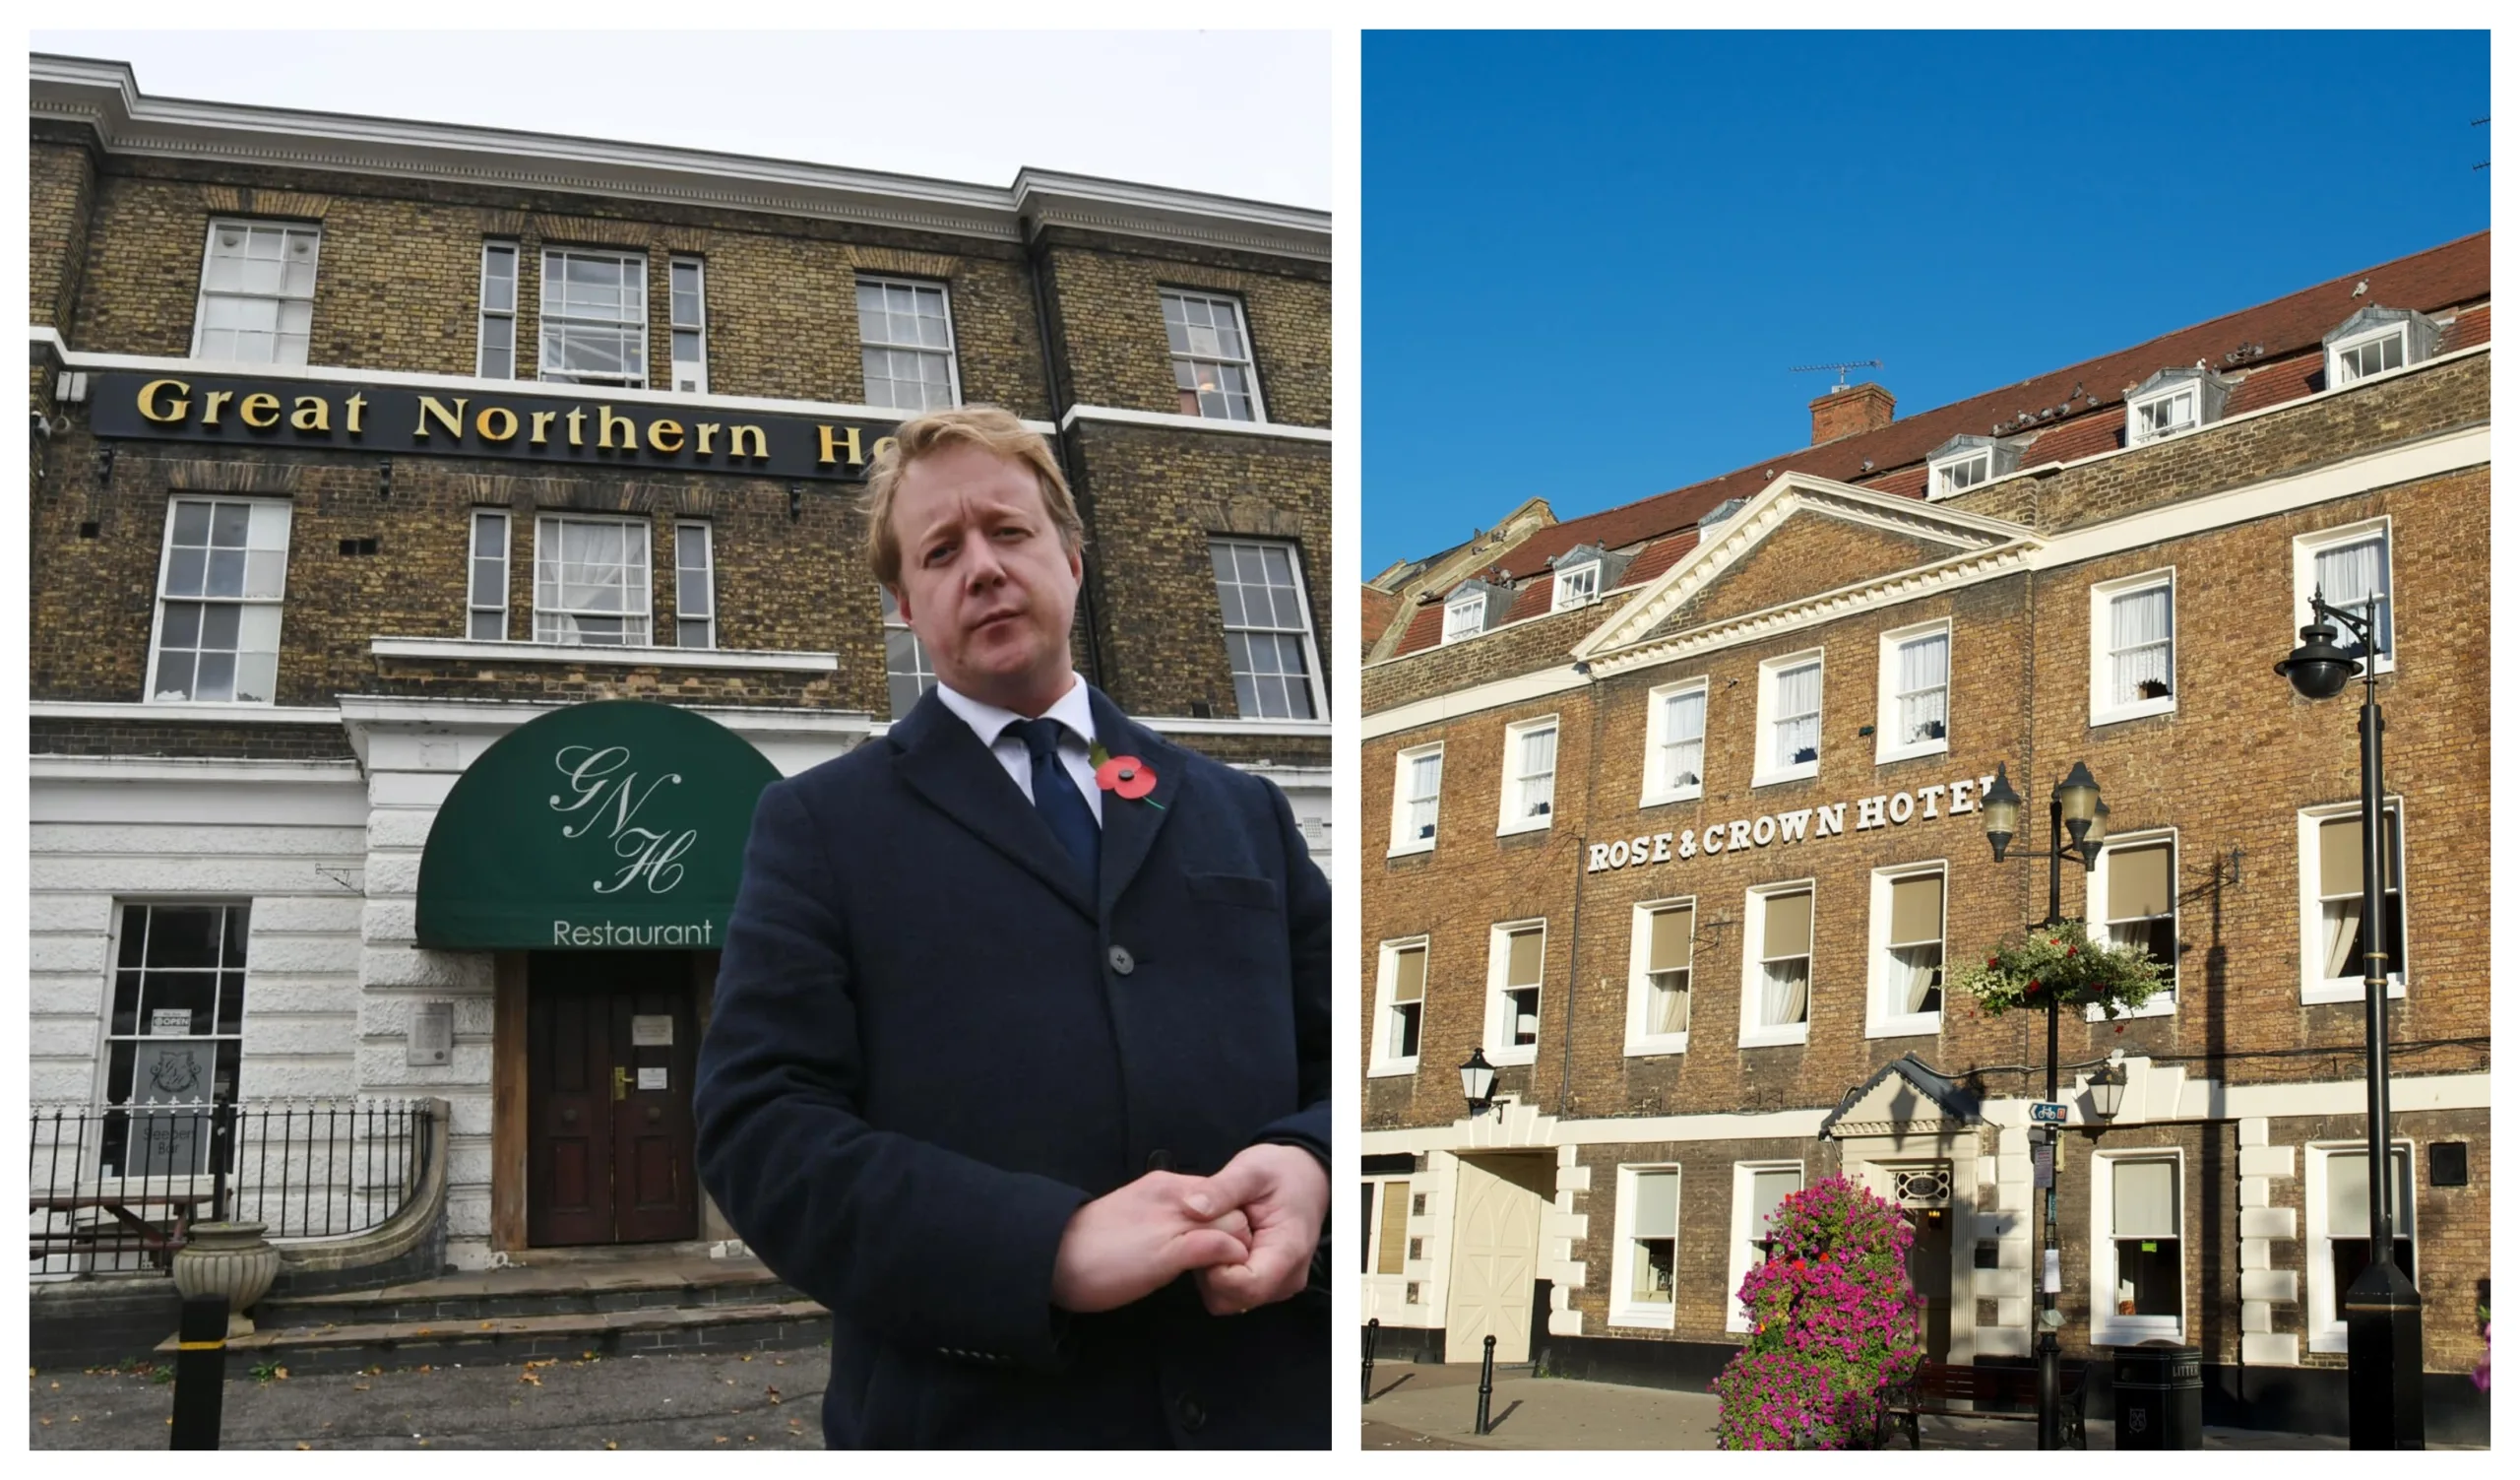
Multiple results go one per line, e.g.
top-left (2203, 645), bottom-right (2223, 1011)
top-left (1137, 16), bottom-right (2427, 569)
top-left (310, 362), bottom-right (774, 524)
top-left (1048, 1142), bottom-right (1327, 1318)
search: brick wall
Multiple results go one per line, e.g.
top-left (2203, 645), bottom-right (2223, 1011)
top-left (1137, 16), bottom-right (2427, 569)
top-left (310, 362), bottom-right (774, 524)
top-left (30, 132), bottom-right (94, 331)
top-left (1040, 236), bottom-right (1331, 427)
top-left (1665, 514), bottom-right (1959, 632)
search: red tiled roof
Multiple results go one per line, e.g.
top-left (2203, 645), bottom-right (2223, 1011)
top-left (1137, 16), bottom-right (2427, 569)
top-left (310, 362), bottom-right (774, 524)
top-left (1616, 529), bottom-right (1700, 590)
top-left (1395, 600), bottom-right (1446, 655)
top-left (1476, 230), bottom-right (2490, 583)
top-left (1360, 585), bottom-right (1402, 654)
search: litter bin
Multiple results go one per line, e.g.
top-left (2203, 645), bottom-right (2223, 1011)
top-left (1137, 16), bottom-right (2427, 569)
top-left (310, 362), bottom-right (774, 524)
top-left (2112, 1341), bottom-right (2202, 1449)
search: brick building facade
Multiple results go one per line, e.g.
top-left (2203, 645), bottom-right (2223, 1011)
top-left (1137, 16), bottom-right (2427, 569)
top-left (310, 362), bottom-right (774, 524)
top-left (1356, 233), bottom-right (2488, 1439)
top-left (27, 55), bottom-right (1332, 1273)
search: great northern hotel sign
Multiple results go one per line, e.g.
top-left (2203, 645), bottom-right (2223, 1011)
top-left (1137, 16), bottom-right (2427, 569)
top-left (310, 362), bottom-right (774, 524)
top-left (91, 371), bottom-right (896, 483)
top-left (1586, 771), bottom-right (1999, 874)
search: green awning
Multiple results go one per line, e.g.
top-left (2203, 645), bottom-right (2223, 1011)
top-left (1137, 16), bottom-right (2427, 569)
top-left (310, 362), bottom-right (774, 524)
top-left (415, 700), bottom-right (782, 950)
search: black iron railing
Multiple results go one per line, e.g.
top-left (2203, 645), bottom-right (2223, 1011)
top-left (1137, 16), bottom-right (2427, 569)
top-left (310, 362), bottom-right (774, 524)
top-left (28, 1098), bottom-right (434, 1277)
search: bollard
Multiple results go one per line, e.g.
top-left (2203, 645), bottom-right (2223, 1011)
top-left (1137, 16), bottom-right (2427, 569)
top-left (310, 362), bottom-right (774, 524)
top-left (169, 1293), bottom-right (228, 1450)
top-left (1362, 1318), bottom-right (1379, 1405)
top-left (1476, 1333), bottom-right (1496, 1435)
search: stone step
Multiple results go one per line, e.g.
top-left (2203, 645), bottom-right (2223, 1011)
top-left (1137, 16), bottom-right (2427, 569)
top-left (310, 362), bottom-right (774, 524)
top-left (256, 1253), bottom-right (802, 1330)
top-left (159, 1298), bottom-right (831, 1376)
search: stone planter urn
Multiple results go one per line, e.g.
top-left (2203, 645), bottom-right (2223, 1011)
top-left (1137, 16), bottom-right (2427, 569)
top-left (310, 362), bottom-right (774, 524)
top-left (171, 1221), bottom-right (282, 1336)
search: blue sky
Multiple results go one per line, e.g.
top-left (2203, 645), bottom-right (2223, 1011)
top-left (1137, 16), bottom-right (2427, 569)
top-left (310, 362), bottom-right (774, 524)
top-left (1362, 31), bottom-right (2490, 576)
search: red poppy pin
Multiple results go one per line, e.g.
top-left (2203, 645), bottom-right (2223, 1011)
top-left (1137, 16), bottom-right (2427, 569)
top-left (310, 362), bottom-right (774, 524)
top-left (1088, 741), bottom-right (1163, 808)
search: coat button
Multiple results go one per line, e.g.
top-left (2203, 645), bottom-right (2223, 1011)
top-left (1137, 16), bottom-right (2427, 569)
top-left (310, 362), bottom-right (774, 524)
top-left (1145, 1149), bottom-right (1173, 1172)
top-left (1107, 945), bottom-right (1135, 976)
top-left (1174, 1393), bottom-right (1207, 1432)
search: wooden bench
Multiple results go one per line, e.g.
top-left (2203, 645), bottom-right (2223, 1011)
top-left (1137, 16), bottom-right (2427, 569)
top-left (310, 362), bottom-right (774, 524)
top-left (1883, 1358), bottom-right (2087, 1449)
top-left (29, 1193), bottom-right (210, 1270)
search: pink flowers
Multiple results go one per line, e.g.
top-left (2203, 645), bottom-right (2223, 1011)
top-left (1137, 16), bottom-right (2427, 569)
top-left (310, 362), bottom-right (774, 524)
top-left (1713, 1175), bottom-right (1922, 1449)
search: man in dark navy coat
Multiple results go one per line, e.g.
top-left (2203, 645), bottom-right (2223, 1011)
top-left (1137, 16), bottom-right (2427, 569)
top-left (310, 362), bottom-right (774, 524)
top-left (694, 407), bottom-right (1330, 1448)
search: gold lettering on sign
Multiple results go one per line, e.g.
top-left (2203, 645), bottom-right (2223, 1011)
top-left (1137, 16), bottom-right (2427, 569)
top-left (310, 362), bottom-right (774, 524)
top-left (201, 390), bottom-right (235, 425)
top-left (477, 406), bottom-right (519, 442)
top-left (727, 424), bottom-right (768, 460)
top-left (598, 406), bottom-right (635, 450)
top-left (416, 396), bottom-right (468, 440)
top-left (647, 418), bottom-right (684, 454)
top-left (138, 379), bottom-right (191, 422)
top-left (818, 424), bottom-right (862, 467)
top-left (290, 396), bottom-right (330, 431)
top-left (565, 407), bottom-right (587, 447)
top-left (345, 393), bottom-right (367, 434)
top-left (237, 392), bottom-right (280, 429)
top-left (695, 423), bottom-right (720, 456)
top-left (530, 410), bottom-right (557, 446)
top-left (872, 435), bottom-right (899, 463)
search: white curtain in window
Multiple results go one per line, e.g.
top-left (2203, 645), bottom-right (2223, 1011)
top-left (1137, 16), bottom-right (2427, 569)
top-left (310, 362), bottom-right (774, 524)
top-left (1520, 727), bottom-right (1557, 815)
top-left (1761, 959), bottom-right (1808, 1026)
top-left (2321, 900), bottom-right (2361, 979)
top-left (1894, 948), bottom-right (1939, 1013)
top-left (1773, 664), bottom-right (1820, 764)
top-left (1897, 634), bottom-right (1948, 740)
top-left (1647, 972), bottom-right (1691, 1034)
top-left (1407, 753), bottom-right (1441, 838)
top-left (2110, 587), bottom-right (2172, 702)
top-left (2315, 538), bottom-right (2391, 655)
top-left (1663, 689), bottom-right (1706, 787)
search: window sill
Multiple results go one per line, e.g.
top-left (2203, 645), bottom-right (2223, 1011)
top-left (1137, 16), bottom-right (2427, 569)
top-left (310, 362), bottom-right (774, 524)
top-left (2308, 1328), bottom-right (2349, 1355)
top-left (1637, 786), bottom-right (1704, 809)
top-left (1495, 817), bottom-right (1554, 838)
top-left (1386, 838), bottom-right (1436, 859)
top-left (1608, 1305), bottom-right (1676, 1332)
top-left (2091, 697), bottom-right (2176, 727)
top-left (2089, 994), bottom-right (2176, 1022)
top-left (1874, 738), bottom-right (1950, 767)
top-left (1866, 1013), bottom-right (1942, 1040)
top-left (1485, 1045), bottom-right (1539, 1068)
top-left (1750, 762), bottom-right (1820, 789)
top-left (2301, 976), bottom-right (2408, 1005)
top-left (1738, 1023), bottom-right (1810, 1049)
top-left (2092, 1319), bottom-right (2184, 1347)
top-left (1367, 1059), bottom-right (1419, 1080)
top-left (371, 636), bottom-right (840, 672)
top-left (1623, 1032), bottom-right (1689, 1058)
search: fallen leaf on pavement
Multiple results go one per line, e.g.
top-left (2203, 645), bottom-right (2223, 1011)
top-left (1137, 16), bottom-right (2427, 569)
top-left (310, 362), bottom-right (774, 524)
top-left (714, 1436), bottom-right (727, 1444)
top-left (296, 1443), bottom-right (310, 1450)
top-left (766, 1386), bottom-right (781, 1404)
top-left (603, 1441), bottom-right (618, 1451)
top-left (520, 1372), bottom-right (540, 1386)
top-left (38, 1418), bottom-right (51, 1427)
top-left (351, 1383), bottom-right (370, 1392)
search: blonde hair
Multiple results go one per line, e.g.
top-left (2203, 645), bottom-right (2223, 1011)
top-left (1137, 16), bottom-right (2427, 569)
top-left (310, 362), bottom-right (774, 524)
top-left (860, 406), bottom-right (1084, 588)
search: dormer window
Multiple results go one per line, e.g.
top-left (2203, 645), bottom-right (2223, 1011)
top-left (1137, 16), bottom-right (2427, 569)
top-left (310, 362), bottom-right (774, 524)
top-left (1442, 595), bottom-right (1485, 644)
top-left (2130, 385), bottom-right (2197, 443)
top-left (1933, 448), bottom-right (1992, 496)
top-left (2124, 368), bottom-right (2235, 448)
top-left (1553, 562), bottom-right (1600, 611)
top-left (2323, 306), bottom-right (2441, 390)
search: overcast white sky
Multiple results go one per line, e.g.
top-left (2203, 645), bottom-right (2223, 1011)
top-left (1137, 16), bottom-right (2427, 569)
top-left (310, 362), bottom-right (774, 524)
top-left (31, 29), bottom-right (1332, 209)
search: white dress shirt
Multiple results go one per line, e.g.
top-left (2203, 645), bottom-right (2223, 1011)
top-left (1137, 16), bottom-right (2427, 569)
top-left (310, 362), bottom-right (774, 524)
top-left (932, 676), bottom-right (1104, 826)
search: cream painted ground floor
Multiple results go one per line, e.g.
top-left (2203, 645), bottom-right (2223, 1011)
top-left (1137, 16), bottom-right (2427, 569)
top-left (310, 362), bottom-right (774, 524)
top-left (1355, 1057), bottom-right (2489, 1439)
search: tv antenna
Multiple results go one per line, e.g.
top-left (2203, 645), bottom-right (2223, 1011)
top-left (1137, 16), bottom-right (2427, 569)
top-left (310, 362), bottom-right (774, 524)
top-left (1790, 358), bottom-right (1883, 388)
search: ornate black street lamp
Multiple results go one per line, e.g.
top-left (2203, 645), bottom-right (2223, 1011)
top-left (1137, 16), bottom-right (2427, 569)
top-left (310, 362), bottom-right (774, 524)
top-left (1459, 1046), bottom-right (1499, 1121)
top-left (1983, 758), bottom-right (2107, 1451)
top-left (2085, 1060), bottom-right (2129, 1123)
top-left (2278, 592), bottom-right (2424, 1448)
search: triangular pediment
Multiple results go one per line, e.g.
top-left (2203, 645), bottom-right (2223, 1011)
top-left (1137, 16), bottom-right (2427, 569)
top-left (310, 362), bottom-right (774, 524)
top-left (1574, 476), bottom-right (2038, 666)
top-left (1820, 1054), bottom-right (1982, 1140)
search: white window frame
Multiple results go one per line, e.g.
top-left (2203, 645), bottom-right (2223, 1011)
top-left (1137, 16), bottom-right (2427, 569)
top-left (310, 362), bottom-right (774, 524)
top-left (1483, 919), bottom-right (1546, 1066)
top-left (2126, 382), bottom-right (2201, 446)
top-left (1162, 289), bottom-right (1268, 423)
top-left (1874, 619), bottom-right (1951, 765)
top-left (2089, 568), bottom-right (2177, 726)
top-left (1495, 716), bottom-right (1560, 836)
top-left (476, 240), bottom-right (519, 380)
top-left (538, 247), bottom-right (649, 389)
top-left (673, 520), bottom-right (716, 650)
top-left (1738, 881), bottom-right (1815, 1049)
top-left (1388, 742), bottom-right (1443, 858)
top-left (2297, 799), bottom-right (2410, 1005)
top-left (1726, 1161), bottom-right (1804, 1332)
top-left (1552, 561), bottom-right (1601, 611)
top-left (2088, 1147), bottom-right (2186, 1347)
top-left (856, 275), bottom-right (962, 413)
top-left (879, 586), bottom-right (937, 720)
top-left (1368, 936), bottom-right (1430, 1077)
top-left (1623, 896), bottom-right (1695, 1058)
top-left (533, 514), bottom-right (654, 646)
top-left (1639, 677), bottom-right (1709, 807)
top-left (2086, 830), bottom-right (2180, 1021)
top-left (1442, 594), bottom-right (1485, 645)
top-left (1753, 649), bottom-right (1824, 788)
top-left (1929, 446), bottom-right (1993, 499)
top-left (1609, 1164), bottom-right (1683, 1329)
top-left (146, 496), bottom-right (292, 707)
top-left (1210, 538), bottom-right (1327, 722)
top-left (1865, 863), bottom-right (1946, 1039)
top-left (468, 509), bottom-right (510, 641)
top-left (2303, 1140), bottom-right (2418, 1355)
top-left (2294, 516), bottom-right (2395, 676)
top-left (666, 256), bottom-right (708, 395)
top-left (190, 219), bottom-right (321, 367)
top-left (2327, 322), bottom-right (2411, 388)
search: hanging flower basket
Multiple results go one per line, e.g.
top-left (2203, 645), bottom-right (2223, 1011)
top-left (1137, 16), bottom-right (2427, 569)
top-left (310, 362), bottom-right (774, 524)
top-left (1947, 920), bottom-right (2172, 1019)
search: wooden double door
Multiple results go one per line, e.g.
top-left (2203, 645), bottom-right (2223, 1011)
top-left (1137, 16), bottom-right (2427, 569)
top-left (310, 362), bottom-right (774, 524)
top-left (526, 952), bottom-right (700, 1247)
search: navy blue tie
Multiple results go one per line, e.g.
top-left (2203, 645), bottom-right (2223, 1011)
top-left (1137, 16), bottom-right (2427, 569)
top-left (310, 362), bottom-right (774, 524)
top-left (1011, 718), bottom-right (1100, 890)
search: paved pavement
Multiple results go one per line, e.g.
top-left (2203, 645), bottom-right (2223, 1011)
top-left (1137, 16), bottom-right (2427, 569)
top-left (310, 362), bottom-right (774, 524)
top-left (1359, 1364), bottom-right (2387, 1450)
top-left (31, 1348), bottom-right (828, 1449)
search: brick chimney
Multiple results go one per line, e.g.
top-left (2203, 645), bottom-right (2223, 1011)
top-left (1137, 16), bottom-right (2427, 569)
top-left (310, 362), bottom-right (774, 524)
top-left (1809, 381), bottom-right (1895, 445)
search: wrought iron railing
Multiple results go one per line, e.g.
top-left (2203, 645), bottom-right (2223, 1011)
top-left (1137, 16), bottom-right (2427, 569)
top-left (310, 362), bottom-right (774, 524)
top-left (28, 1097), bottom-right (435, 1277)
